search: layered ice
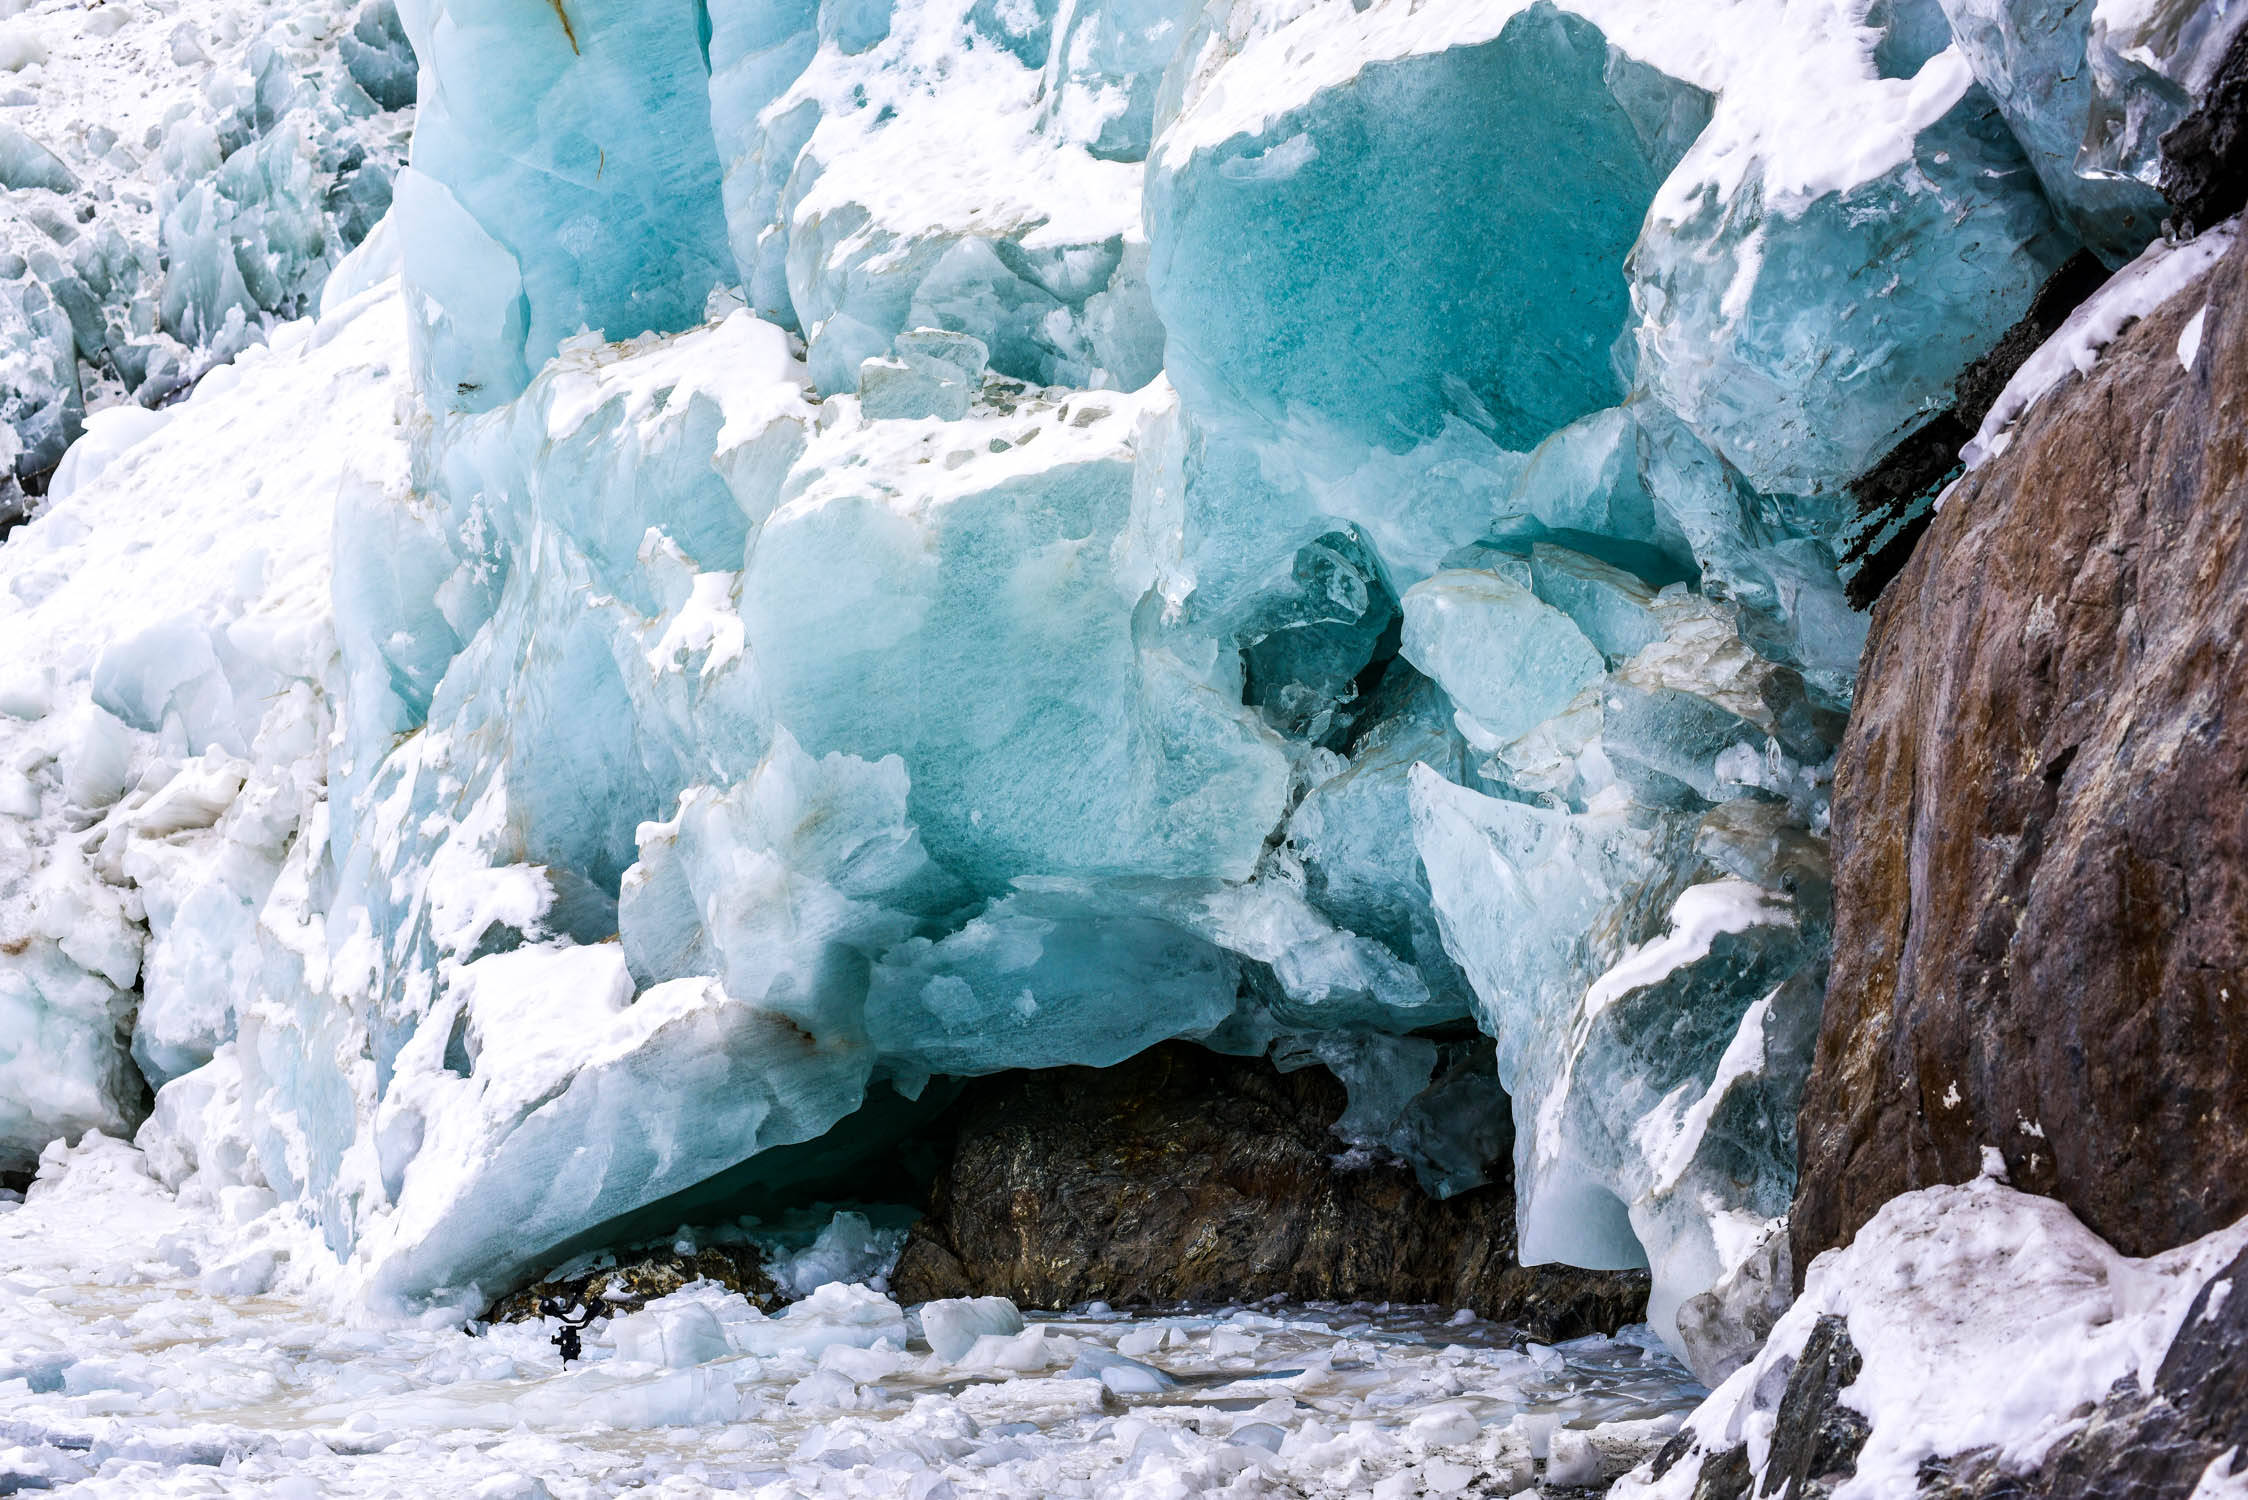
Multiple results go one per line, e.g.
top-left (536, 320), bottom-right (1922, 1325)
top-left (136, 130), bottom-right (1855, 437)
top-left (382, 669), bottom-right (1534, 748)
top-left (2, 0), bottom-right (2220, 1371)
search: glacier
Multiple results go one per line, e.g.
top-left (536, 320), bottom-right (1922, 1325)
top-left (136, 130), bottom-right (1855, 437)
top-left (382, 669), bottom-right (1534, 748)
top-left (0, 0), bottom-right (2219, 1382)
top-left (0, 0), bottom-right (416, 508)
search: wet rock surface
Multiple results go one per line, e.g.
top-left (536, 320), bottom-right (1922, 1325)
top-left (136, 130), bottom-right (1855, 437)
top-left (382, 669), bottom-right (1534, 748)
top-left (1840, 251), bottom-right (2109, 610)
top-left (892, 1043), bottom-right (1649, 1339)
top-left (1797, 232), bottom-right (2248, 1272)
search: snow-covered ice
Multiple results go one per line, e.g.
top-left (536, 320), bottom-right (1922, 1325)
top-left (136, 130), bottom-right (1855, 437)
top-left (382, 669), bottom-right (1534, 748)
top-left (5, 0), bottom-right (2243, 1425)
top-left (0, 274), bottom-right (409, 1167)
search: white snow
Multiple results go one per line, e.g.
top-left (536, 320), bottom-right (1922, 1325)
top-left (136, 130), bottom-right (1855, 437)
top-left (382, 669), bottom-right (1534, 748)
top-left (44, 405), bottom-right (175, 506)
top-left (0, 275), bottom-right (410, 1163)
top-left (2180, 305), bottom-right (2209, 372)
top-left (1159, 0), bottom-right (1969, 219)
top-left (1580, 881), bottom-right (1790, 1023)
top-left (1615, 1176), bottom-right (2248, 1500)
top-left (0, 0), bottom-right (411, 415)
top-left (779, 0), bottom-right (1144, 251)
top-left (1957, 219), bottom-right (2240, 480)
top-left (1155, 0), bottom-right (1761, 164)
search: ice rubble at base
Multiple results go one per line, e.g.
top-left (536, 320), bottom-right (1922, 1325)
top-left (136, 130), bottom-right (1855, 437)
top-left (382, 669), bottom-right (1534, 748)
top-left (2, 0), bottom-right (2229, 1380)
top-left (8, 1135), bottom-right (2243, 1500)
top-left (0, 0), bottom-right (414, 499)
top-left (0, 1133), bottom-right (1710, 1500)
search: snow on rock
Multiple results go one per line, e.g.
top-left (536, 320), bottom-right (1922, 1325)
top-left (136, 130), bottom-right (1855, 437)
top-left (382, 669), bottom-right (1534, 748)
top-left (1615, 1176), bottom-right (2248, 1500)
top-left (1958, 217), bottom-right (2240, 477)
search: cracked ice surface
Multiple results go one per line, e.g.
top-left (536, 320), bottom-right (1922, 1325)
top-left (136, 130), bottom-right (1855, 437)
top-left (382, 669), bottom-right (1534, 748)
top-left (0, 1135), bottom-right (1706, 1499)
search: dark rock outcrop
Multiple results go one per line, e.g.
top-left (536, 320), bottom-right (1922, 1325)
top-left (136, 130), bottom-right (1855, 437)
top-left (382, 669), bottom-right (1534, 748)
top-left (1841, 251), bottom-right (2110, 609)
top-left (1760, 1317), bottom-right (1872, 1500)
top-left (1643, 1315), bottom-right (1870, 1499)
top-left (891, 1043), bottom-right (1648, 1340)
top-left (1796, 231), bottom-right (2248, 1273)
top-left (2162, 22), bottom-right (2248, 233)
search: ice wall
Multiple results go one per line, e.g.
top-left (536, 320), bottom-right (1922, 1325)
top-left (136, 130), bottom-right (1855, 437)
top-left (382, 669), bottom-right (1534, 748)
top-left (316, 0), bottom-right (1868, 1330)
top-left (1, 0), bottom-right (2215, 1366)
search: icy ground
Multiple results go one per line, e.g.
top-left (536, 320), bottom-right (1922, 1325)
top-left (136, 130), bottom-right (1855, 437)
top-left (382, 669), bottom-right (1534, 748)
top-left (0, 1137), bottom-right (1702, 1499)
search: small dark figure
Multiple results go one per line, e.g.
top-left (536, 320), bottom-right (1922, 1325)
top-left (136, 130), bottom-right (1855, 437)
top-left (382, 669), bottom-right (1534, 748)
top-left (540, 1293), bottom-right (604, 1366)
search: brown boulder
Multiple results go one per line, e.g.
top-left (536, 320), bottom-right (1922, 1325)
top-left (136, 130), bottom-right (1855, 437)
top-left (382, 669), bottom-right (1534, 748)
top-left (891, 1042), bottom-right (1648, 1341)
top-left (1795, 233), bottom-right (2248, 1273)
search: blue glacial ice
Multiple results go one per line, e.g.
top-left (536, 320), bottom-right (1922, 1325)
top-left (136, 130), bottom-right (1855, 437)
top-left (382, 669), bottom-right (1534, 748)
top-left (0, 0), bottom-right (2210, 1379)
top-left (1628, 5), bottom-right (2079, 496)
top-left (1936, 0), bottom-right (2170, 261)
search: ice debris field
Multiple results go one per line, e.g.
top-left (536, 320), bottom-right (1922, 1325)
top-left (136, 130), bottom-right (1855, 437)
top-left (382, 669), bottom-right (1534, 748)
top-left (0, 0), bottom-right (411, 505)
top-left (1, 1136), bottom-right (1707, 1498)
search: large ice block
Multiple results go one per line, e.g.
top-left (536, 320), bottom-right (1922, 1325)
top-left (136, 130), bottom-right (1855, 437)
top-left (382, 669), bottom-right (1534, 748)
top-left (1629, 10), bottom-right (2077, 494)
top-left (393, 0), bottom-right (731, 411)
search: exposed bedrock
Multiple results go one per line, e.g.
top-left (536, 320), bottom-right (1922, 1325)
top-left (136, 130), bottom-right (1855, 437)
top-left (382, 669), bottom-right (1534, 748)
top-left (1795, 230), bottom-right (2248, 1273)
top-left (891, 1042), bottom-right (1650, 1340)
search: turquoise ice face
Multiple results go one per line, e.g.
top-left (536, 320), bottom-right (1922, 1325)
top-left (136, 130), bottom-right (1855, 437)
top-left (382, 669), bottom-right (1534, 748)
top-left (1149, 4), bottom-right (1711, 457)
top-left (393, 0), bottom-right (733, 412)
top-left (1630, 45), bottom-right (2079, 498)
top-left (1937, 0), bottom-right (2168, 263)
